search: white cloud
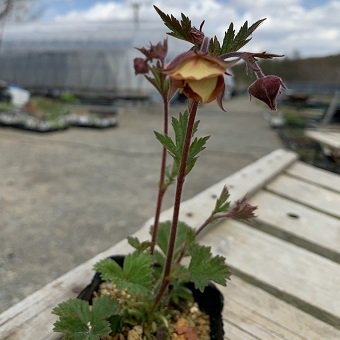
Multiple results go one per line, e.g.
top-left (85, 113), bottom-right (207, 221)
top-left (55, 0), bottom-right (340, 57)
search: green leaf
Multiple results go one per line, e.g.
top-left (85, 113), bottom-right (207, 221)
top-left (154, 6), bottom-right (194, 44)
top-left (94, 252), bottom-right (153, 296)
top-left (92, 296), bottom-right (120, 323)
top-left (53, 297), bottom-right (119, 340)
top-left (214, 186), bottom-right (231, 214)
top-left (186, 135), bottom-right (210, 174)
top-left (154, 131), bottom-right (177, 159)
top-left (188, 244), bottom-right (230, 291)
top-left (170, 282), bottom-right (193, 305)
top-left (221, 19), bottom-right (266, 54)
top-left (172, 111), bottom-right (189, 153)
top-left (123, 252), bottom-right (153, 289)
top-left (208, 36), bottom-right (222, 56)
top-left (165, 163), bottom-right (178, 185)
top-left (127, 236), bottom-right (151, 252)
top-left (155, 221), bottom-right (196, 259)
top-left (94, 258), bottom-right (123, 281)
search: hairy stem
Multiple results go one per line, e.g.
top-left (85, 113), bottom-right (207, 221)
top-left (150, 95), bottom-right (169, 255)
top-left (153, 101), bottom-right (199, 308)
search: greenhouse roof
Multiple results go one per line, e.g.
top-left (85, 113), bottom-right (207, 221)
top-left (1, 20), bottom-right (179, 51)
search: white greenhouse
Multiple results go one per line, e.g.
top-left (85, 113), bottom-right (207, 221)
top-left (0, 21), bottom-right (186, 99)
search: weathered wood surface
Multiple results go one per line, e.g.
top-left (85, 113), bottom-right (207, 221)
top-left (202, 220), bottom-right (340, 328)
top-left (252, 191), bottom-right (340, 263)
top-left (286, 161), bottom-right (340, 193)
top-left (267, 174), bottom-right (340, 218)
top-left (2, 148), bottom-right (340, 339)
top-left (305, 130), bottom-right (340, 150)
top-left (221, 277), bottom-right (340, 340)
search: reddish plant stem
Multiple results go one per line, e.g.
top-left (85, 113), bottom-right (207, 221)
top-left (150, 95), bottom-right (169, 255)
top-left (153, 100), bottom-right (199, 308)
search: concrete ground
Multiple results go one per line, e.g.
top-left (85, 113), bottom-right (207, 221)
top-left (0, 96), bottom-right (283, 312)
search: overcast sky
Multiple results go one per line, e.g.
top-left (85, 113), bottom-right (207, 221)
top-left (33, 0), bottom-right (340, 58)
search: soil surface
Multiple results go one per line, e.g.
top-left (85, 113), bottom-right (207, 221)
top-left (0, 96), bottom-right (282, 312)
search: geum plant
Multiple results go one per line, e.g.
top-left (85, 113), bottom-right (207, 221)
top-left (53, 6), bottom-right (284, 340)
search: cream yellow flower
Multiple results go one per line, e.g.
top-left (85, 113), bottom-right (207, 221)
top-left (164, 51), bottom-right (237, 109)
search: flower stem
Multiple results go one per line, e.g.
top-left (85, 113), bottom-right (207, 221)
top-left (153, 100), bottom-right (199, 308)
top-left (150, 95), bottom-right (169, 255)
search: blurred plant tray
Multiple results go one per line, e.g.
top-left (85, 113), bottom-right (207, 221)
top-left (66, 114), bottom-right (118, 129)
top-left (0, 112), bottom-right (69, 132)
top-left (0, 112), bottom-right (118, 132)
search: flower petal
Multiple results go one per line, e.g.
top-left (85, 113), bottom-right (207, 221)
top-left (187, 77), bottom-right (218, 103)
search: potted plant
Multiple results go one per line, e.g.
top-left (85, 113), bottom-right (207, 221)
top-left (52, 6), bottom-right (284, 340)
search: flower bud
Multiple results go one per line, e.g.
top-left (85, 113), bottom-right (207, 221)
top-left (133, 58), bottom-right (149, 75)
top-left (248, 75), bottom-right (285, 110)
top-left (190, 27), bottom-right (205, 45)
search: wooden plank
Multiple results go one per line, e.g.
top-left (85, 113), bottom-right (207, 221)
top-left (305, 130), bottom-right (340, 149)
top-left (251, 191), bottom-right (340, 263)
top-left (221, 277), bottom-right (340, 340)
top-left (201, 220), bottom-right (340, 328)
top-left (286, 161), bottom-right (340, 193)
top-left (0, 149), bottom-right (297, 339)
top-left (266, 174), bottom-right (340, 218)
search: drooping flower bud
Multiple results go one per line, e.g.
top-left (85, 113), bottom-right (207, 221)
top-left (133, 58), bottom-right (149, 75)
top-left (248, 75), bottom-right (286, 110)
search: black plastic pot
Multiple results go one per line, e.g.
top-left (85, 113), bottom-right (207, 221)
top-left (78, 255), bottom-right (224, 339)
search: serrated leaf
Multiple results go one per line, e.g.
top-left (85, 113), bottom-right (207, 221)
top-left (221, 23), bottom-right (235, 54)
top-left (154, 6), bottom-right (194, 44)
top-left (94, 253), bottom-right (153, 296)
top-left (154, 131), bottom-right (177, 158)
top-left (172, 111), bottom-right (189, 153)
top-left (94, 258), bottom-right (123, 281)
top-left (188, 244), bottom-right (230, 291)
top-left (155, 221), bottom-right (196, 259)
top-left (208, 36), bottom-right (222, 56)
top-left (214, 186), bottom-right (231, 214)
top-left (186, 135), bottom-right (210, 174)
top-left (221, 18), bottom-right (266, 54)
top-left (123, 252), bottom-right (153, 288)
top-left (92, 296), bottom-right (120, 323)
top-left (53, 297), bottom-right (119, 340)
top-left (127, 236), bottom-right (151, 252)
top-left (53, 299), bottom-right (91, 326)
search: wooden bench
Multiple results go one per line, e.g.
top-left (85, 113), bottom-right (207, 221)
top-left (305, 129), bottom-right (340, 159)
top-left (1, 149), bottom-right (340, 339)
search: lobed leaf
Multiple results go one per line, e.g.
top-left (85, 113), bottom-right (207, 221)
top-left (94, 253), bottom-right (153, 296)
top-left (188, 244), bottom-right (230, 291)
top-left (52, 296), bottom-right (119, 340)
top-left (127, 236), bottom-right (151, 252)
